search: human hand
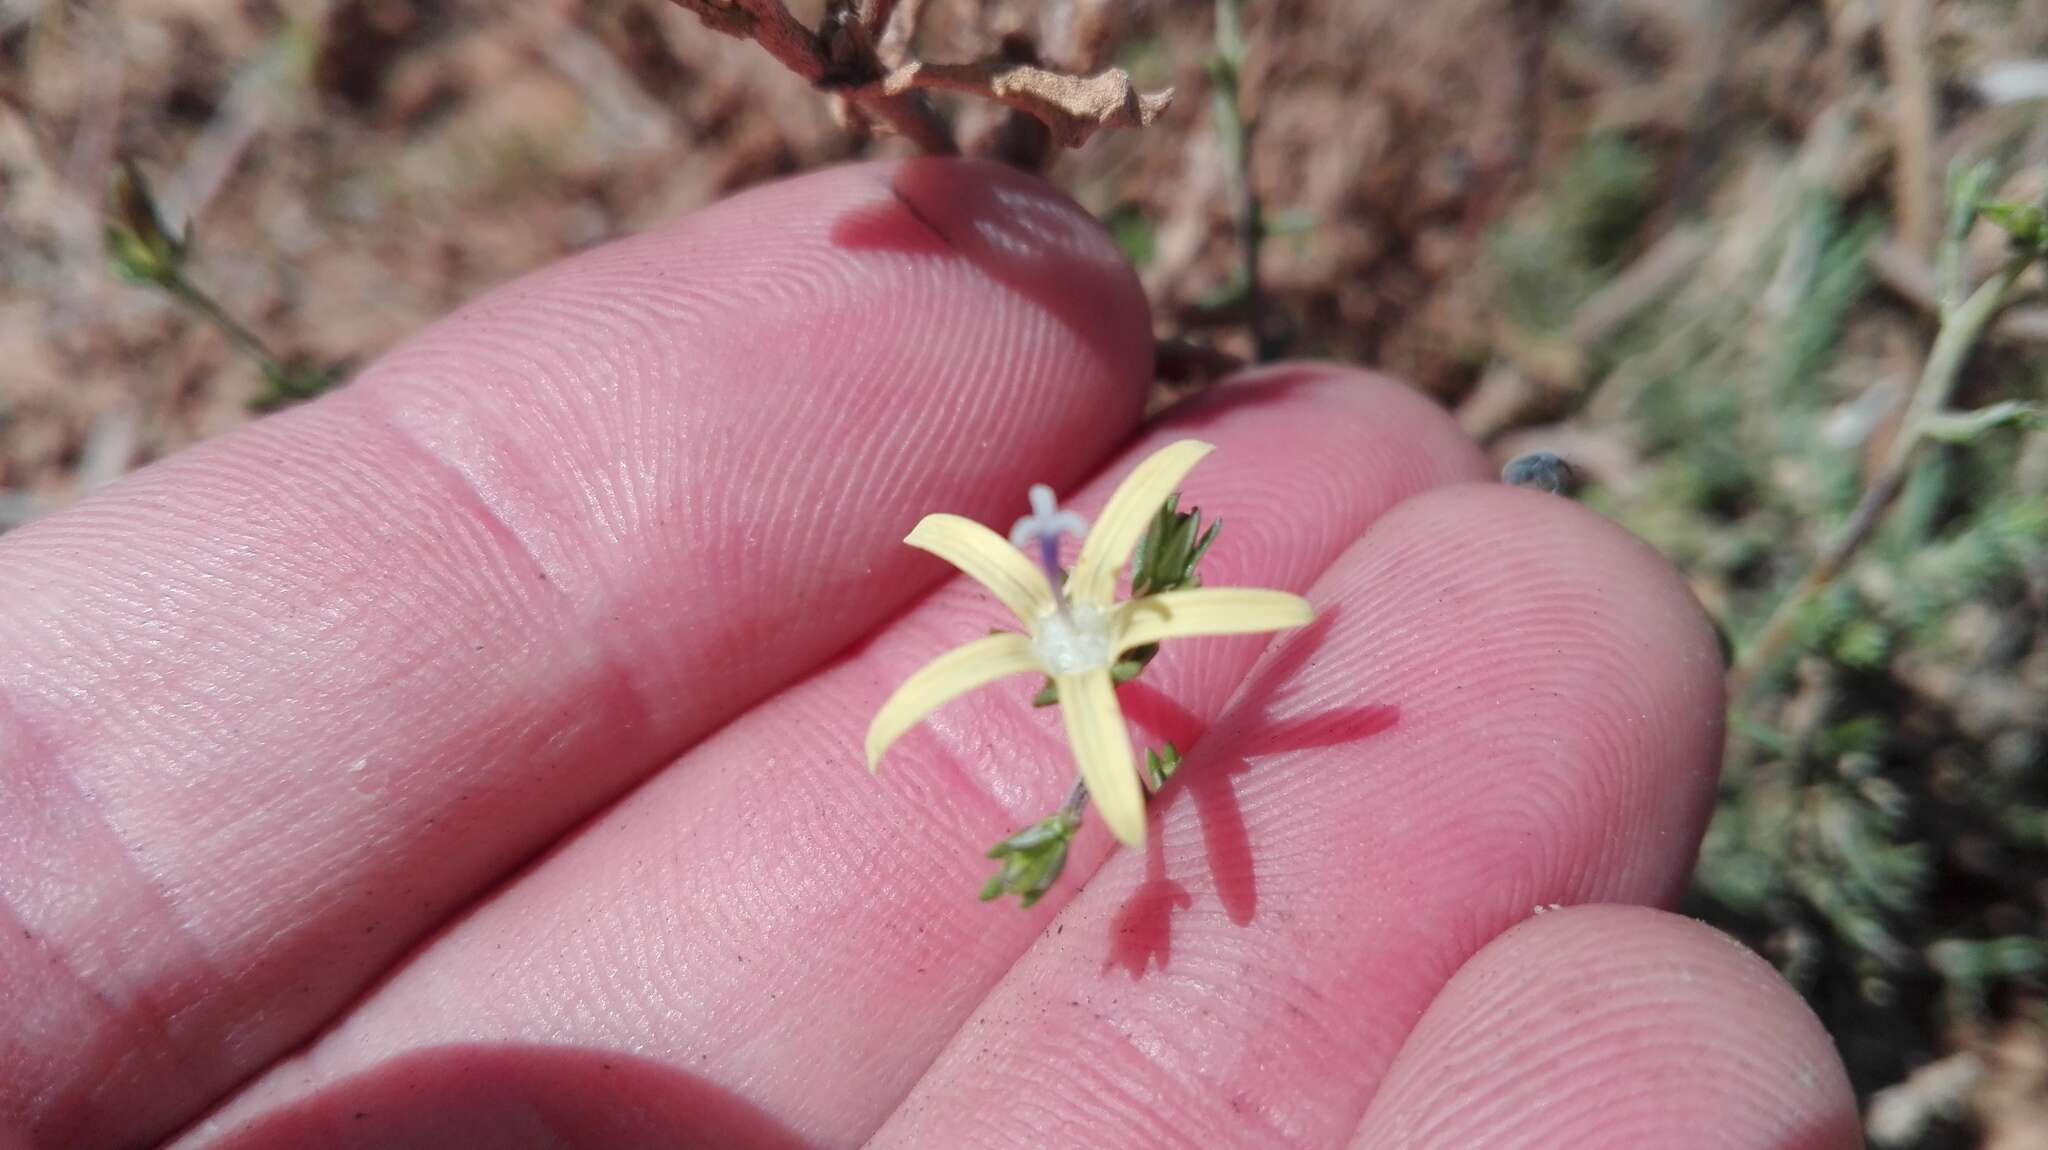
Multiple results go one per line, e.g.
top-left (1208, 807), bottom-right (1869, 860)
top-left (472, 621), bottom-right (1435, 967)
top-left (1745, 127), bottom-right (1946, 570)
top-left (0, 160), bottom-right (1858, 1150)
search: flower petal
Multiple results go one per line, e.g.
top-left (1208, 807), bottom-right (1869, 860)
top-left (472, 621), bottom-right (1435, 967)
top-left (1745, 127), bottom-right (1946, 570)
top-left (1114, 588), bottom-right (1316, 652)
top-left (1068, 440), bottom-right (1215, 608)
top-left (1055, 670), bottom-right (1146, 847)
top-left (906, 513), bottom-right (1056, 626)
top-left (867, 633), bottom-right (1043, 771)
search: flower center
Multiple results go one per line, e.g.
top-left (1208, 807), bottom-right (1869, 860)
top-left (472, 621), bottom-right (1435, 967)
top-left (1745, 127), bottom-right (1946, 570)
top-left (1032, 601), bottom-right (1116, 676)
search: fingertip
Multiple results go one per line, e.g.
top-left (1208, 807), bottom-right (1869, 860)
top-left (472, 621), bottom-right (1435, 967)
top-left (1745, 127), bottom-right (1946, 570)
top-left (1359, 481), bottom-right (1728, 901)
top-left (856, 157), bottom-right (1155, 397)
top-left (1177, 363), bottom-right (1492, 488)
top-left (1354, 905), bottom-right (1860, 1150)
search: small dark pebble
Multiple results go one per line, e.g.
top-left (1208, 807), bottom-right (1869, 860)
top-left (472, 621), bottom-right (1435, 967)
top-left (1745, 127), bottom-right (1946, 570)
top-left (1501, 452), bottom-right (1576, 495)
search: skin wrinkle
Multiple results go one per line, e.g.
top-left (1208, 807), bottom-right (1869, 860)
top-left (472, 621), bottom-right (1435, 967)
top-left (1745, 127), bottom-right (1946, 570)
top-left (0, 684), bottom-right (221, 1127)
top-left (361, 400), bottom-right (666, 743)
top-left (362, 397), bottom-right (564, 589)
top-left (20, 416), bottom-right (561, 816)
top-left (362, 207), bottom-right (1091, 722)
top-left (363, 362), bottom-right (638, 580)
top-left (880, 176), bottom-right (954, 247)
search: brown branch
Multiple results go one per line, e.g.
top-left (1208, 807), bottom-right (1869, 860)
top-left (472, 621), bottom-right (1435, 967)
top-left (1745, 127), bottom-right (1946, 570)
top-left (876, 59), bottom-right (1172, 148)
top-left (666, 0), bottom-right (956, 154)
top-left (1880, 0), bottom-right (1937, 254)
top-left (669, 0), bottom-right (755, 39)
top-left (669, 1), bottom-right (1171, 155)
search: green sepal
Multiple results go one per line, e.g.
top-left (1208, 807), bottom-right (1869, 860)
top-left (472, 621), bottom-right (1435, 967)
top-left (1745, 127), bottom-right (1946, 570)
top-left (1030, 495), bottom-right (1219, 708)
top-left (1143, 743), bottom-right (1183, 793)
top-left (1130, 494), bottom-right (1220, 599)
top-left (104, 161), bottom-right (186, 287)
top-left (981, 808), bottom-right (1083, 908)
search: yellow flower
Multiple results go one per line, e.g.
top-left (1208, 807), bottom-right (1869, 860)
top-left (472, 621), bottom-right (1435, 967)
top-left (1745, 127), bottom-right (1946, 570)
top-left (865, 440), bottom-right (1314, 847)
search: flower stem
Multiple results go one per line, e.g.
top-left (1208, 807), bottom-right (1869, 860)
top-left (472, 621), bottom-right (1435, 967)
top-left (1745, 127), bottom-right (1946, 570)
top-left (162, 274), bottom-right (290, 380)
top-left (1060, 777), bottom-right (1088, 818)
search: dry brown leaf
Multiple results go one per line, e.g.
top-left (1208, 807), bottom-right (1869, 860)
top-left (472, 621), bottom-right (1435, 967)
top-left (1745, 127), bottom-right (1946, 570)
top-left (878, 59), bottom-right (1172, 148)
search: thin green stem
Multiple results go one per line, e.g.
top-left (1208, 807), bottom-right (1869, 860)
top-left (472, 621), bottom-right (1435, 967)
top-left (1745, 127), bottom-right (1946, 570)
top-left (162, 275), bottom-right (288, 377)
top-left (1060, 777), bottom-right (1088, 819)
top-left (1210, 0), bottom-right (1270, 359)
top-left (1732, 251), bottom-right (2035, 699)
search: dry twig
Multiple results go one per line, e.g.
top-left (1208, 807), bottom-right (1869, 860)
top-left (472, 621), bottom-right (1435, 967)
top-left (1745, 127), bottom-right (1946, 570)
top-left (666, 0), bottom-right (956, 154)
top-left (667, 0), bottom-right (1171, 156)
top-left (1880, 0), bottom-right (1938, 254)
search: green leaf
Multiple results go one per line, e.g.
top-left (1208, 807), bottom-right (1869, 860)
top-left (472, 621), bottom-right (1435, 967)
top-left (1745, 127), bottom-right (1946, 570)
top-left (1104, 204), bottom-right (1157, 270)
top-left (981, 808), bottom-right (1083, 908)
top-left (1980, 200), bottom-right (2048, 250)
top-left (1929, 937), bottom-right (2048, 981)
top-left (1266, 208), bottom-right (1318, 237)
top-left (1922, 401), bottom-right (2043, 443)
top-left (1946, 161), bottom-right (1999, 244)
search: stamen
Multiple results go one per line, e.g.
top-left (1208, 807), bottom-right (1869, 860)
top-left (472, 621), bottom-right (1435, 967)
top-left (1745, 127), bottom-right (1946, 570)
top-left (1010, 483), bottom-right (1088, 617)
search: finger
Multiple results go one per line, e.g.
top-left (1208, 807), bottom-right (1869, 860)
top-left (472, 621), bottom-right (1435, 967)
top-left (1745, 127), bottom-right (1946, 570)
top-left (868, 483), bottom-right (1727, 1149)
top-left (1347, 905), bottom-right (1860, 1150)
top-left (176, 368), bottom-right (1492, 1149)
top-left (0, 158), bottom-right (1152, 1150)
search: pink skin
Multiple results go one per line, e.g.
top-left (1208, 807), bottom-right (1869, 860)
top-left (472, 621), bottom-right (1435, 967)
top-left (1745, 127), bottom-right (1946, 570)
top-left (867, 486), bottom-right (1801, 1148)
top-left (178, 367), bottom-right (1493, 1147)
top-left (0, 160), bottom-right (1857, 1150)
top-left (1348, 906), bottom-right (1862, 1150)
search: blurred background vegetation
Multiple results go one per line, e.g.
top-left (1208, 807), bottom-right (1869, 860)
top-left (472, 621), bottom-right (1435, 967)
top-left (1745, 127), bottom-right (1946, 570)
top-left (4, 0), bottom-right (2045, 1143)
